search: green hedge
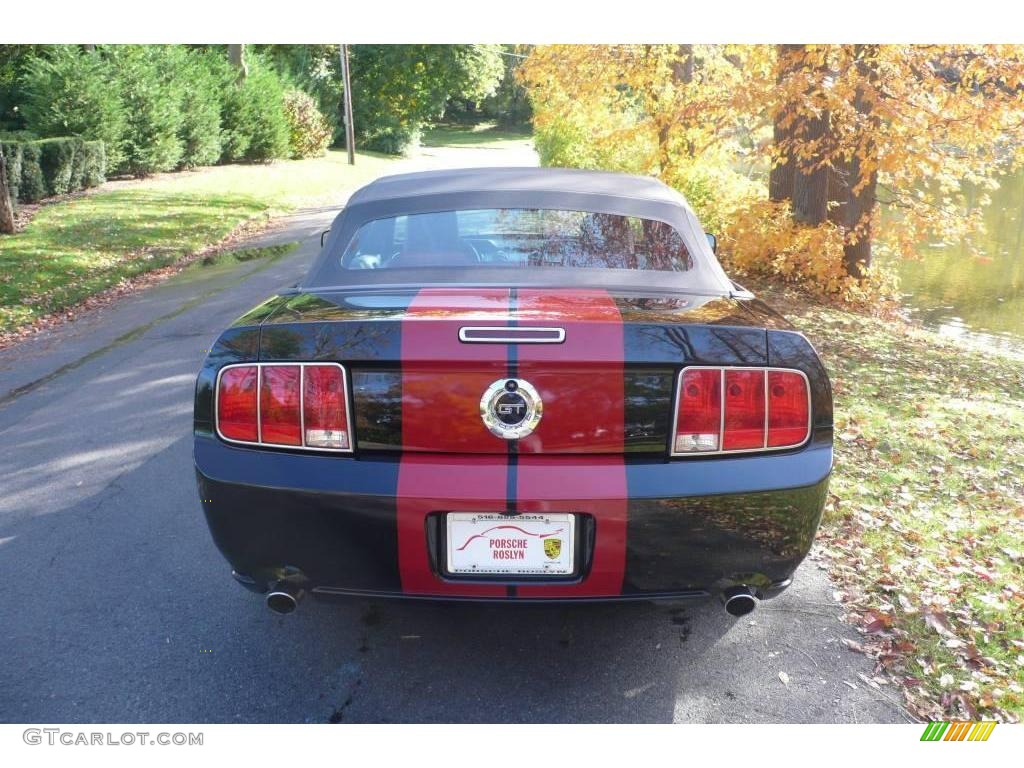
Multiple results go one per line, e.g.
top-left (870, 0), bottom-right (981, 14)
top-left (0, 137), bottom-right (106, 204)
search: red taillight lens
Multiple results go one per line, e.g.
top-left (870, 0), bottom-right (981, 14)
top-left (217, 366), bottom-right (258, 441)
top-left (216, 363), bottom-right (352, 451)
top-left (723, 369), bottom-right (766, 450)
top-left (674, 368), bottom-right (721, 453)
top-left (303, 364), bottom-right (350, 450)
top-left (260, 365), bottom-right (302, 445)
top-left (672, 367), bottom-right (809, 456)
top-left (767, 370), bottom-right (809, 447)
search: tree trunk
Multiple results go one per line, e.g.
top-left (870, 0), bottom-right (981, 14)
top-left (791, 46), bottom-right (830, 225)
top-left (792, 124), bottom-right (829, 224)
top-left (0, 146), bottom-right (15, 235)
top-left (671, 43), bottom-right (694, 84)
top-left (827, 158), bottom-right (849, 225)
top-left (768, 44), bottom-right (802, 203)
top-left (657, 44), bottom-right (693, 174)
top-left (228, 44), bottom-right (247, 82)
top-left (842, 45), bottom-right (880, 279)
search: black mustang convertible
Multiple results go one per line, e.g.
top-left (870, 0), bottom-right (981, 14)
top-left (193, 167), bottom-right (833, 616)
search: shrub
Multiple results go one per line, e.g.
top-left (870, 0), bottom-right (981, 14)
top-left (38, 136), bottom-right (83, 196)
top-left (62, 138), bottom-right (105, 191)
top-left (219, 81), bottom-right (251, 163)
top-left (69, 138), bottom-right (88, 191)
top-left (239, 67), bottom-right (290, 162)
top-left (176, 51), bottom-right (224, 168)
top-left (81, 141), bottom-right (106, 188)
top-left (0, 137), bottom-right (106, 203)
top-left (18, 47), bottom-right (126, 173)
top-left (283, 89), bottom-right (331, 158)
top-left (357, 117), bottom-right (421, 156)
top-left (257, 45), bottom-right (342, 142)
top-left (221, 62), bottom-right (289, 163)
top-left (17, 141), bottom-right (45, 202)
top-left (114, 46), bottom-right (184, 176)
top-left (0, 130), bottom-right (38, 141)
top-left (532, 110), bottom-right (655, 174)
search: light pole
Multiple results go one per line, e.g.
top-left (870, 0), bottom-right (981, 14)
top-left (339, 44), bottom-right (355, 165)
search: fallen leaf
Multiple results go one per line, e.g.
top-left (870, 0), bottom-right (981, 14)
top-left (923, 609), bottom-right (957, 638)
top-left (864, 618), bottom-right (888, 634)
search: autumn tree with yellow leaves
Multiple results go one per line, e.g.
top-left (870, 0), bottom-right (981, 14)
top-left (520, 45), bottom-right (1024, 298)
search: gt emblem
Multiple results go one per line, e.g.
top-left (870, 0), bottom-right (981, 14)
top-left (543, 538), bottom-right (562, 560)
top-left (480, 378), bottom-right (543, 440)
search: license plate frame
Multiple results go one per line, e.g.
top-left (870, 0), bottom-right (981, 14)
top-left (443, 512), bottom-right (578, 579)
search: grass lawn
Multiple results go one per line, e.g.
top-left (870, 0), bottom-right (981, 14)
top-left (0, 149), bottom-right (401, 334)
top-left (420, 121), bottom-right (533, 149)
top-left (0, 121), bottom-right (538, 336)
top-left (757, 283), bottom-right (1024, 722)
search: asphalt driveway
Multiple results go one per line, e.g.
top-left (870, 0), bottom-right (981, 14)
top-left (0, 149), bottom-right (908, 724)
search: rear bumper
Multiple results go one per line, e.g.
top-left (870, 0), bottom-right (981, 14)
top-left (194, 435), bottom-right (832, 601)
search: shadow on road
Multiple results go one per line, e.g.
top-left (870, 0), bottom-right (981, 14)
top-left (0, 424), bottom-right (901, 724)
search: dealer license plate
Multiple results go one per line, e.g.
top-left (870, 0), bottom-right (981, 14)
top-left (445, 513), bottom-right (576, 576)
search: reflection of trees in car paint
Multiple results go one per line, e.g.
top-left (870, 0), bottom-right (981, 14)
top-left (341, 209), bottom-right (693, 272)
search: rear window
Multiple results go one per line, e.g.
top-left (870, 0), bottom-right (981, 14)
top-left (339, 208), bottom-right (693, 272)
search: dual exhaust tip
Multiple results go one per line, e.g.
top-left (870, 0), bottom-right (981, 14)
top-left (264, 581), bottom-right (758, 616)
top-left (266, 582), bottom-right (305, 614)
top-left (721, 585), bottom-right (758, 617)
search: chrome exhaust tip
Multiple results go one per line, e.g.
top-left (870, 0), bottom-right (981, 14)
top-left (266, 582), bottom-right (304, 614)
top-left (721, 586), bottom-right (758, 617)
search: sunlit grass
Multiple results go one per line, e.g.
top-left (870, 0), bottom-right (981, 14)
top-left (760, 285), bottom-right (1024, 722)
top-left (0, 122), bottom-right (538, 335)
top-left (0, 149), bottom-right (400, 333)
top-left (420, 121), bottom-right (533, 149)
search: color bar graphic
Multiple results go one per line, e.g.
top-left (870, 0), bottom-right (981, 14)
top-left (920, 721), bottom-right (996, 742)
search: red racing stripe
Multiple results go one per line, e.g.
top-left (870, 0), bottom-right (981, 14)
top-left (396, 455), bottom-right (508, 596)
top-left (396, 288), bottom-right (509, 596)
top-left (400, 288), bottom-right (511, 454)
top-left (515, 289), bottom-right (627, 597)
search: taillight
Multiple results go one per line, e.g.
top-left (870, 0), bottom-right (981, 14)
top-left (674, 368), bottom-right (721, 453)
top-left (260, 366), bottom-right (302, 446)
top-left (303, 364), bottom-right (350, 450)
top-left (215, 363), bottom-right (352, 452)
top-left (767, 370), bottom-right (810, 447)
top-left (723, 369), bottom-right (765, 450)
top-left (217, 366), bottom-right (258, 442)
top-left (671, 367), bottom-right (809, 456)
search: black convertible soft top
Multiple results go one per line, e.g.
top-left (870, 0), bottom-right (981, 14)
top-left (302, 167), bottom-right (734, 295)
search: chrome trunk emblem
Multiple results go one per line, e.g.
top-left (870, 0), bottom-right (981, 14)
top-left (480, 378), bottom-right (543, 440)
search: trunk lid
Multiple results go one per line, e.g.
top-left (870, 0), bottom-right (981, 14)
top-left (258, 287), bottom-right (776, 454)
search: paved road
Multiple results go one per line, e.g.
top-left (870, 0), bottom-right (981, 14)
top-left (0, 147), bottom-right (907, 724)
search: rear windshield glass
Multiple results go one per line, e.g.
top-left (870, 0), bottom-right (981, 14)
top-left (339, 208), bottom-right (693, 272)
